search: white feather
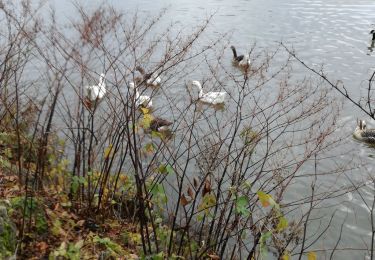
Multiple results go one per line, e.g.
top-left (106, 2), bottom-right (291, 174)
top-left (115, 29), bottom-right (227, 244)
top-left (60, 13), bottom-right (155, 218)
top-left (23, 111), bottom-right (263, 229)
top-left (85, 73), bottom-right (106, 101)
top-left (129, 82), bottom-right (152, 108)
top-left (146, 73), bottom-right (161, 87)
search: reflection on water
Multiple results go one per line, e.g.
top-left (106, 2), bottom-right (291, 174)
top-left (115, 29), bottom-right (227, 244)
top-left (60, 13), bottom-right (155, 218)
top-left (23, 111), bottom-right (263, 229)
top-left (368, 40), bottom-right (375, 53)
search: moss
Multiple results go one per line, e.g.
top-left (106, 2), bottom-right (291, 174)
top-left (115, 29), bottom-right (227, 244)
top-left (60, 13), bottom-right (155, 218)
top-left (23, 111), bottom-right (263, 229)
top-left (0, 206), bottom-right (17, 258)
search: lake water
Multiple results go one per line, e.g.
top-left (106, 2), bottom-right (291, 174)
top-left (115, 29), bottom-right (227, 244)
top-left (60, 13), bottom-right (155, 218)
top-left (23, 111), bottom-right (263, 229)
top-left (44, 0), bottom-right (375, 258)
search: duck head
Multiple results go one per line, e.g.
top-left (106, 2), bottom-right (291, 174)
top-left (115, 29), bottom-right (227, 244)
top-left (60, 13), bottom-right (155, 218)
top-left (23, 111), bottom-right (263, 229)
top-left (189, 80), bottom-right (204, 98)
top-left (357, 119), bottom-right (366, 130)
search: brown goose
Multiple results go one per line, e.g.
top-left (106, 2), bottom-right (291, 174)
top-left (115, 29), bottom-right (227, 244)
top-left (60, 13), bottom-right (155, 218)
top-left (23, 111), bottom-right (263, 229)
top-left (150, 117), bottom-right (172, 132)
top-left (136, 66), bottom-right (161, 87)
top-left (230, 46), bottom-right (250, 68)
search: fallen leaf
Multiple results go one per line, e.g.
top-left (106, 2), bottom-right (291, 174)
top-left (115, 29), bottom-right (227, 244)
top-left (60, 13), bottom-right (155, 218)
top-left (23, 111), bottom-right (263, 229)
top-left (76, 220), bottom-right (85, 226)
top-left (208, 254), bottom-right (220, 259)
top-left (36, 241), bottom-right (48, 253)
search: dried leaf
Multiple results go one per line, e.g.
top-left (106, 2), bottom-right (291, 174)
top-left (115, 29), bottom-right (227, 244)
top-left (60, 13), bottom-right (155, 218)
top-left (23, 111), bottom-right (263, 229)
top-left (36, 241), bottom-right (48, 253)
top-left (193, 177), bottom-right (199, 189)
top-left (180, 193), bottom-right (190, 206)
top-left (187, 186), bottom-right (195, 199)
top-left (76, 220), bottom-right (85, 227)
top-left (202, 179), bottom-right (211, 197)
top-left (208, 254), bottom-right (220, 260)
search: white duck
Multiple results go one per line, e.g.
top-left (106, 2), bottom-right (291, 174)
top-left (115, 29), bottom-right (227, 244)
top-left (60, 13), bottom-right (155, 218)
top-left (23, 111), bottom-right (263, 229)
top-left (353, 119), bottom-right (375, 143)
top-left (230, 46), bottom-right (250, 68)
top-left (84, 73), bottom-right (106, 108)
top-left (189, 80), bottom-right (227, 105)
top-left (136, 66), bottom-right (161, 87)
top-left (129, 82), bottom-right (152, 108)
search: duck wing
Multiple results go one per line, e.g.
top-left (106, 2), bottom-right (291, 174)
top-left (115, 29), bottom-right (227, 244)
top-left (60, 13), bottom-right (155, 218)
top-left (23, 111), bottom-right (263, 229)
top-left (234, 55), bottom-right (244, 62)
top-left (361, 130), bottom-right (375, 143)
top-left (150, 118), bottom-right (172, 131)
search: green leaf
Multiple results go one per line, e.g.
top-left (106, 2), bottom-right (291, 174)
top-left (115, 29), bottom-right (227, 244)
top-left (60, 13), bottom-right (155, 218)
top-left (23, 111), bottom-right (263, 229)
top-left (277, 216), bottom-right (288, 231)
top-left (158, 164), bottom-right (174, 175)
top-left (151, 184), bottom-right (167, 203)
top-left (259, 231), bottom-right (272, 257)
top-left (198, 193), bottom-right (216, 213)
top-left (152, 252), bottom-right (164, 260)
top-left (166, 165), bottom-right (174, 175)
top-left (235, 196), bottom-right (250, 217)
top-left (71, 176), bottom-right (80, 195)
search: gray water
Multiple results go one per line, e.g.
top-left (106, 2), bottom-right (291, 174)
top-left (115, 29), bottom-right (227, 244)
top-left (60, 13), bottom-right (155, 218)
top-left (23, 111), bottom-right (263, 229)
top-left (46, 0), bottom-right (375, 258)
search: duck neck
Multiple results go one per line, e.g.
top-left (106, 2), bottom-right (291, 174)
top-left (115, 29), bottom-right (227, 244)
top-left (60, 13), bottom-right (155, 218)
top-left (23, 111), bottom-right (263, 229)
top-left (195, 83), bottom-right (203, 97)
top-left (136, 66), bottom-right (146, 75)
top-left (198, 89), bottom-right (204, 98)
top-left (231, 46), bottom-right (237, 58)
top-left (99, 75), bottom-right (105, 86)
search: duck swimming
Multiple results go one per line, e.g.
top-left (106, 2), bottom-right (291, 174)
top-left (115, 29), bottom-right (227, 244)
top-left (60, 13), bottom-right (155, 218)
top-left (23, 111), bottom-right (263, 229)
top-left (129, 82), bottom-right (152, 108)
top-left (84, 73), bottom-right (106, 109)
top-left (230, 45), bottom-right (250, 68)
top-left (353, 119), bottom-right (375, 143)
top-left (136, 66), bottom-right (161, 87)
top-left (189, 80), bottom-right (227, 105)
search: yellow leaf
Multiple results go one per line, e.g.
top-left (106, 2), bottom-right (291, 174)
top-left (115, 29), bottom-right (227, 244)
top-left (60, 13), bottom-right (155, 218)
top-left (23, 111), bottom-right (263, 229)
top-left (142, 114), bottom-right (154, 129)
top-left (281, 252), bottom-right (290, 260)
top-left (140, 107), bottom-right (150, 114)
top-left (307, 251), bottom-right (317, 260)
top-left (104, 144), bottom-right (113, 159)
top-left (144, 143), bottom-right (155, 154)
top-left (257, 191), bottom-right (271, 207)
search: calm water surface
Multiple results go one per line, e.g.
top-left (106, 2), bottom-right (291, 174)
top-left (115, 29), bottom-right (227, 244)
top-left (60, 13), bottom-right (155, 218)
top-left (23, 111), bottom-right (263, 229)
top-left (48, 0), bottom-right (375, 258)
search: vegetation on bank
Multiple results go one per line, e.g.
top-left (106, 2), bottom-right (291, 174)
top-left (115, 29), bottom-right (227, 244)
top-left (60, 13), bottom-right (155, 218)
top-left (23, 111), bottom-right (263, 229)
top-left (2, 1), bottom-right (375, 259)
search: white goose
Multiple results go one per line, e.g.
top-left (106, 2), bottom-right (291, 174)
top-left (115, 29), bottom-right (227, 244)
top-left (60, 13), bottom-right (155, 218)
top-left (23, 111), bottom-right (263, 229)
top-left (189, 80), bottom-right (227, 105)
top-left (230, 46), bottom-right (250, 68)
top-left (84, 73), bottom-right (106, 108)
top-left (129, 82), bottom-right (152, 108)
top-left (136, 66), bottom-right (161, 87)
top-left (353, 119), bottom-right (375, 143)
